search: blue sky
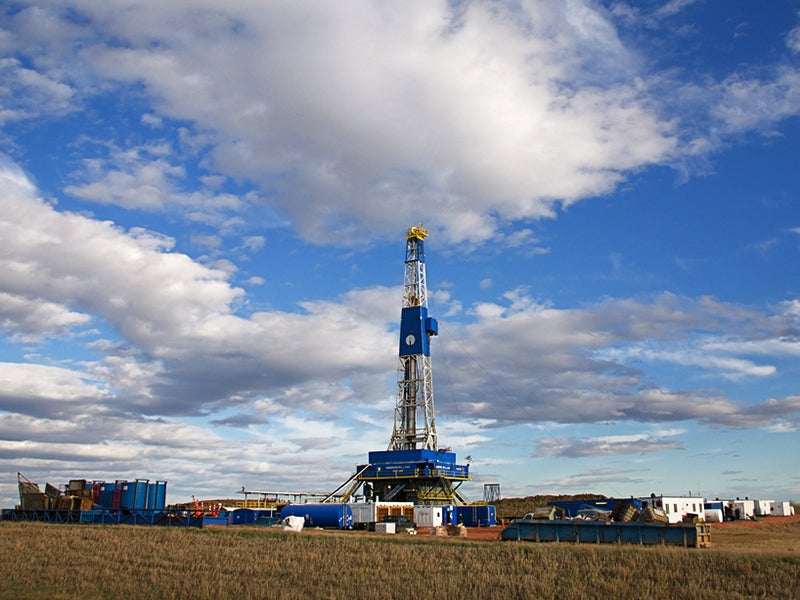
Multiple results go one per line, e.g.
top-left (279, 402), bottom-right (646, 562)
top-left (1, 0), bottom-right (799, 506)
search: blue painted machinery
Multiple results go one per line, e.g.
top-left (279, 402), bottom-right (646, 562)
top-left (1, 473), bottom-right (202, 527)
top-left (334, 226), bottom-right (471, 505)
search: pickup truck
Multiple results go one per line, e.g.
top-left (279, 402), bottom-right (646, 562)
top-left (381, 515), bottom-right (417, 529)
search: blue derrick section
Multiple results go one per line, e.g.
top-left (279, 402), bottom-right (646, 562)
top-left (359, 449), bottom-right (470, 480)
top-left (399, 307), bottom-right (438, 356)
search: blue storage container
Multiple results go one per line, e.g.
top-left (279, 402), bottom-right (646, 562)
top-left (96, 482), bottom-right (122, 509)
top-left (456, 505), bottom-right (496, 527)
top-left (131, 480), bottom-right (149, 509)
top-left (93, 479), bottom-right (167, 510)
top-left (155, 481), bottom-right (167, 510)
top-left (201, 513), bottom-right (231, 527)
top-left (119, 480), bottom-right (149, 509)
top-left (233, 508), bottom-right (257, 524)
top-left (232, 508), bottom-right (278, 525)
top-left (280, 504), bottom-right (353, 529)
top-left (146, 481), bottom-right (167, 510)
top-left (147, 482), bottom-right (157, 509)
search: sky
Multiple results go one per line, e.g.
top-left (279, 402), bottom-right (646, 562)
top-left (1, 0), bottom-right (799, 507)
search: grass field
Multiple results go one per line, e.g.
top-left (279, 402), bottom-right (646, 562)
top-left (2, 519), bottom-right (799, 599)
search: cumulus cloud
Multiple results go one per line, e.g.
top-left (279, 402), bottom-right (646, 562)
top-left (787, 20), bottom-right (800, 54)
top-left (0, 0), bottom-right (680, 245)
top-left (63, 141), bottom-right (252, 229)
top-left (0, 363), bottom-right (110, 419)
top-left (2, 2), bottom-right (796, 247)
top-left (0, 291), bottom-right (90, 342)
top-left (1, 165), bottom-right (399, 416)
top-left (4, 161), bottom-right (799, 440)
top-left (709, 68), bottom-right (800, 135)
top-left (536, 429), bottom-right (685, 458)
top-left (541, 468), bottom-right (647, 491)
top-left (436, 292), bottom-right (800, 429)
top-left (0, 57), bottom-right (75, 123)
top-left (1, 2), bottom-right (799, 501)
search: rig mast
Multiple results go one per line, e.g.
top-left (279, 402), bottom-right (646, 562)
top-left (389, 224), bottom-right (438, 451)
top-left (331, 225), bottom-right (471, 506)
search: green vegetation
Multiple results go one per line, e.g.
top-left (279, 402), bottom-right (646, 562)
top-left (1, 521), bottom-right (798, 599)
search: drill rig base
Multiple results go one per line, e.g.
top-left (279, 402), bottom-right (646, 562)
top-left (350, 449), bottom-right (470, 506)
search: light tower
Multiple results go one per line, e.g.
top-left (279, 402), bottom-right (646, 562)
top-left (332, 225), bottom-right (471, 505)
top-left (389, 224), bottom-right (438, 451)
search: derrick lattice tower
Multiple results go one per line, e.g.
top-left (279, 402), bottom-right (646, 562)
top-left (328, 224), bottom-right (471, 506)
top-left (389, 224), bottom-right (438, 451)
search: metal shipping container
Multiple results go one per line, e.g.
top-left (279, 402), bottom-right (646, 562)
top-left (456, 505), bottom-right (496, 527)
top-left (147, 481), bottom-right (167, 510)
top-left (414, 506), bottom-right (444, 528)
top-left (501, 519), bottom-right (710, 547)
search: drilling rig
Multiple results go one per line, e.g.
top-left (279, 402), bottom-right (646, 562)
top-left (334, 225), bottom-right (470, 505)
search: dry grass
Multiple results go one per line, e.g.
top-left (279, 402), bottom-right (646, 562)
top-left (1, 521), bottom-right (798, 599)
top-left (709, 517), bottom-right (800, 555)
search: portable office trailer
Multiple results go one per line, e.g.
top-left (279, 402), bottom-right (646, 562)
top-left (754, 500), bottom-right (774, 516)
top-left (414, 505), bottom-right (444, 528)
top-left (640, 495), bottom-right (706, 524)
top-left (348, 502), bottom-right (375, 527)
top-left (729, 499), bottom-right (755, 520)
top-left (703, 501), bottom-right (724, 523)
top-left (773, 501), bottom-right (795, 516)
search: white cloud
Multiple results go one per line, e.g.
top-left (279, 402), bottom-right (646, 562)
top-left (787, 20), bottom-right (800, 54)
top-left (437, 291), bottom-right (800, 429)
top-left (599, 344), bottom-right (778, 380)
top-left (1, 2), bottom-right (797, 248)
top-left (541, 468), bottom-right (646, 492)
top-left (1, 1), bottom-right (677, 245)
top-left (63, 142), bottom-right (248, 227)
top-left (0, 57), bottom-right (75, 123)
top-left (141, 113), bottom-right (162, 127)
top-left (0, 291), bottom-right (90, 342)
top-left (654, 0), bottom-right (699, 19)
top-left (1, 164), bottom-right (403, 416)
top-left (536, 429), bottom-right (685, 457)
top-left (0, 363), bottom-right (110, 418)
top-left (710, 68), bottom-right (800, 135)
top-left (4, 166), bottom-right (798, 434)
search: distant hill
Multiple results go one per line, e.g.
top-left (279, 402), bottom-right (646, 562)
top-left (491, 494), bottom-right (607, 520)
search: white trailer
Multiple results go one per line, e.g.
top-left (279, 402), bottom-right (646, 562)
top-left (754, 500), bottom-right (774, 516)
top-left (414, 505), bottom-right (445, 528)
top-left (773, 501), bottom-right (795, 516)
top-left (640, 495), bottom-right (706, 524)
top-left (729, 499), bottom-right (756, 520)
